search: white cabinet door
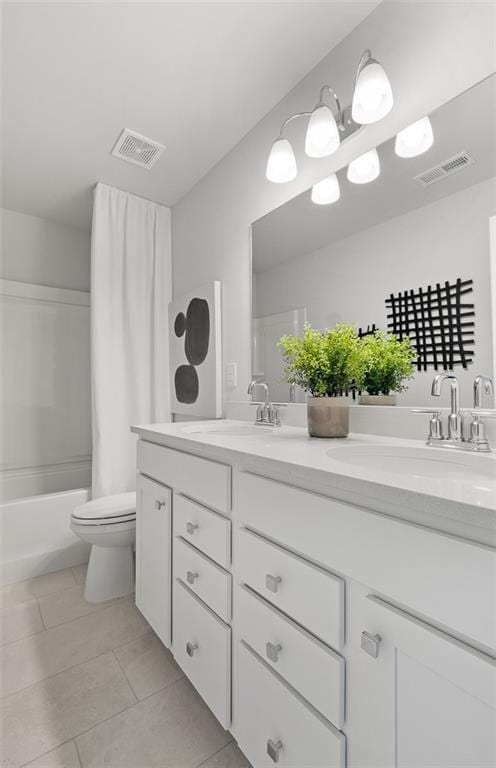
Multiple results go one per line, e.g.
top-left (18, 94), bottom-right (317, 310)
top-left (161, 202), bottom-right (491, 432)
top-left (348, 591), bottom-right (496, 768)
top-left (136, 473), bottom-right (171, 647)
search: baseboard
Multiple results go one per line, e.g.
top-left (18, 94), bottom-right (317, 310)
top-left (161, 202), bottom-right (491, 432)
top-left (1, 541), bottom-right (90, 586)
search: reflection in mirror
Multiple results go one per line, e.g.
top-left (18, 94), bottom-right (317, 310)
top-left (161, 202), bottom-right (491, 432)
top-left (251, 75), bottom-right (496, 407)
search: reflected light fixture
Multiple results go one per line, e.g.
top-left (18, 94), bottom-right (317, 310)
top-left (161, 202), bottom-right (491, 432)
top-left (305, 87), bottom-right (341, 158)
top-left (347, 148), bottom-right (380, 184)
top-left (351, 49), bottom-right (393, 125)
top-left (395, 116), bottom-right (434, 158)
top-left (311, 173), bottom-right (340, 205)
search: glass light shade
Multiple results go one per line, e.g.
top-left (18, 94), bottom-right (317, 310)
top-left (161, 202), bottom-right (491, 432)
top-left (311, 173), bottom-right (340, 205)
top-left (346, 148), bottom-right (380, 184)
top-left (394, 116), bottom-right (434, 158)
top-left (305, 105), bottom-right (340, 158)
top-left (352, 60), bottom-right (393, 124)
top-left (266, 138), bottom-right (297, 183)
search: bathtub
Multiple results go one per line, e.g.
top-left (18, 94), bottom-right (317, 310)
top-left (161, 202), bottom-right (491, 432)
top-left (0, 488), bottom-right (91, 586)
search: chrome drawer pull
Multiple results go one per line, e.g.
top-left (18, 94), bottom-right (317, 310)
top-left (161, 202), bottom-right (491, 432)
top-left (265, 574), bottom-right (282, 593)
top-left (186, 521), bottom-right (199, 535)
top-left (154, 500), bottom-right (165, 510)
top-left (266, 642), bottom-right (282, 663)
top-left (186, 571), bottom-right (199, 585)
top-left (186, 641), bottom-right (198, 657)
top-left (267, 739), bottom-right (283, 763)
top-left (361, 630), bottom-right (382, 658)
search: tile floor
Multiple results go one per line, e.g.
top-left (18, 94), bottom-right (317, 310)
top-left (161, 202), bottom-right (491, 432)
top-left (1, 565), bottom-right (250, 768)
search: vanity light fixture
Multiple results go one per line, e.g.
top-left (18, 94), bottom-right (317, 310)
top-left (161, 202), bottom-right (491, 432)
top-left (351, 49), bottom-right (393, 125)
top-left (395, 116), bottom-right (434, 158)
top-left (305, 87), bottom-right (341, 158)
top-left (346, 147), bottom-right (380, 184)
top-left (311, 173), bottom-right (340, 205)
top-left (266, 136), bottom-right (298, 183)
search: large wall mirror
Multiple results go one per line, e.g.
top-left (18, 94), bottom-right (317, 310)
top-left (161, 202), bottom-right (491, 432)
top-left (251, 75), bottom-right (496, 407)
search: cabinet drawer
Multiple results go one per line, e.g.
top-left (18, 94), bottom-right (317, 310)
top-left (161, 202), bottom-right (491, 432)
top-left (237, 471), bottom-right (496, 651)
top-left (238, 528), bottom-right (344, 650)
top-left (173, 579), bottom-right (231, 728)
top-left (174, 494), bottom-right (231, 569)
top-left (236, 641), bottom-right (345, 768)
top-left (138, 439), bottom-right (231, 513)
top-left (237, 585), bottom-right (345, 728)
top-left (174, 536), bottom-right (232, 622)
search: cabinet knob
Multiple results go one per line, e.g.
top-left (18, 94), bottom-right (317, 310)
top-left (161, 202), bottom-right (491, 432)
top-left (154, 500), bottom-right (165, 510)
top-left (186, 522), bottom-right (199, 535)
top-left (265, 574), bottom-right (282, 593)
top-left (186, 641), bottom-right (198, 657)
top-left (266, 642), bottom-right (282, 663)
top-left (361, 630), bottom-right (382, 658)
top-left (186, 570), bottom-right (199, 585)
top-left (267, 739), bottom-right (283, 763)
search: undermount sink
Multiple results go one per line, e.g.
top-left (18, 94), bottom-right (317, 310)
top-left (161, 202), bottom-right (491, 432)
top-left (326, 444), bottom-right (496, 482)
top-left (181, 423), bottom-right (276, 437)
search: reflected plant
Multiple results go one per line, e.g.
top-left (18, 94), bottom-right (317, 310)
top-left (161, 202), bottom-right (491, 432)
top-left (356, 330), bottom-right (415, 396)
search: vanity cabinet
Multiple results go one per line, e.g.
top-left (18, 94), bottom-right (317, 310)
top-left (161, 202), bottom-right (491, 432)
top-left (348, 592), bottom-right (496, 768)
top-left (133, 430), bottom-right (496, 768)
top-left (135, 473), bottom-right (171, 647)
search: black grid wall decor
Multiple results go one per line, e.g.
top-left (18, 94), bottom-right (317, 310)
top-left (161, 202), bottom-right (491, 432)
top-left (385, 278), bottom-right (475, 371)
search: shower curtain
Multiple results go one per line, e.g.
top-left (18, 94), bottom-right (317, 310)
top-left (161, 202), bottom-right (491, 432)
top-left (91, 183), bottom-right (171, 498)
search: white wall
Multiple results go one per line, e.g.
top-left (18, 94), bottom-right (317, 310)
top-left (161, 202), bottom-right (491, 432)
top-left (0, 210), bottom-right (91, 500)
top-left (1, 208), bottom-right (90, 291)
top-left (172, 1), bottom-right (496, 407)
top-left (254, 179), bottom-right (495, 407)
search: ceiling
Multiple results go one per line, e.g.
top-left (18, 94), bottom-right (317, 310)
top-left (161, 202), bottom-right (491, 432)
top-left (1, 1), bottom-right (379, 231)
top-left (252, 74), bottom-right (496, 272)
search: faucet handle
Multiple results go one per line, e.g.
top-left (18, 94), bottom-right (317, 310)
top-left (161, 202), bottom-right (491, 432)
top-left (463, 409), bottom-right (496, 450)
top-left (467, 409), bottom-right (496, 419)
top-left (411, 409), bottom-right (443, 441)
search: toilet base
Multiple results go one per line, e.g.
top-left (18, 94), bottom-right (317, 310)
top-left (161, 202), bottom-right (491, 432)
top-left (84, 544), bottom-right (135, 603)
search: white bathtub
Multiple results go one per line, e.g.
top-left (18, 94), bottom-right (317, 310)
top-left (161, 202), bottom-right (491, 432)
top-left (0, 488), bottom-right (91, 586)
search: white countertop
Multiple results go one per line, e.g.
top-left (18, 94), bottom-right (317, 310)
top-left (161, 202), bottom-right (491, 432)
top-left (131, 420), bottom-right (496, 545)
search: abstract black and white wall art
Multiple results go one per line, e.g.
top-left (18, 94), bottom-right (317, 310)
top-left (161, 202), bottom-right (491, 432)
top-left (169, 281), bottom-right (222, 417)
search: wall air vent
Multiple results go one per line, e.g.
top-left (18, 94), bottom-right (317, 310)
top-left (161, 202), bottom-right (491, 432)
top-left (111, 129), bottom-right (165, 169)
top-left (414, 152), bottom-right (475, 187)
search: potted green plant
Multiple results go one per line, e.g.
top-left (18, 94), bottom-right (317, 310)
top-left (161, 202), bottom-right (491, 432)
top-left (356, 330), bottom-right (415, 405)
top-left (278, 323), bottom-right (362, 437)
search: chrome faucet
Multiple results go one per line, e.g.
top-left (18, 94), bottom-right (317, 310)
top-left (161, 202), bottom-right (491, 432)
top-left (247, 380), bottom-right (284, 427)
top-left (413, 373), bottom-right (495, 452)
top-left (431, 373), bottom-right (462, 441)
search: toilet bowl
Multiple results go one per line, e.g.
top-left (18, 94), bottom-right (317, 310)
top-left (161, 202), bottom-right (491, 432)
top-left (71, 492), bottom-right (136, 603)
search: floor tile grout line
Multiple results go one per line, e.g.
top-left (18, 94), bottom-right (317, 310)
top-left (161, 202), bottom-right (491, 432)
top-left (110, 649), bottom-right (139, 704)
top-left (194, 737), bottom-right (235, 768)
top-left (19, 738), bottom-right (81, 768)
top-left (39, 593), bottom-right (129, 632)
top-left (73, 737), bottom-right (83, 768)
top-left (73, 676), bottom-right (190, 753)
top-left (0, 593), bottom-right (140, 661)
top-left (0, 625), bottom-right (46, 650)
top-left (36, 596), bottom-right (47, 632)
top-left (1, 573), bottom-right (79, 609)
top-left (0, 632), bottom-right (149, 702)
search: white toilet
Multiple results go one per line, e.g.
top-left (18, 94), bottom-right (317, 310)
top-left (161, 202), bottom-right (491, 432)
top-left (71, 492), bottom-right (136, 603)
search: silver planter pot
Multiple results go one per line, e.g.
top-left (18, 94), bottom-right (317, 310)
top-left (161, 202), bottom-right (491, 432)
top-left (307, 396), bottom-right (350, 438)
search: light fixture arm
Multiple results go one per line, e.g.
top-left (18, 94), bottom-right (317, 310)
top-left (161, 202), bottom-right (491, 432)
top-left (356, 48), bottom-right (373, 78)
top-left (279, 111), bottom-right (312, 137)
top-left (317, 85), bottom-right (342, 122)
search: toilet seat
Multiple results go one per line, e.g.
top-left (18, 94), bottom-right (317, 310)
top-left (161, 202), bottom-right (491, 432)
top-left (71, 491), bottom-right (136, 526)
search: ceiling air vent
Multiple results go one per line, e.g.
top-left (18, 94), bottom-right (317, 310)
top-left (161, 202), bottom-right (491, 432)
top-left (111, 129), bottom-right (165, 169)
top-left (414, 151), bottom-right (475, 187)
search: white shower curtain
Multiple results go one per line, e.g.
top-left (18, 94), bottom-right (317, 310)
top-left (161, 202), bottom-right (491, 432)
top-left (91, 183), bottom-right (171, 498)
